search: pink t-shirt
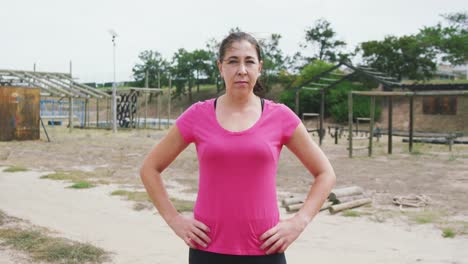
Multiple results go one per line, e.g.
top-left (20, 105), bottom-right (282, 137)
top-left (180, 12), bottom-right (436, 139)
top-left (175, 98), bottom-right (301, 255)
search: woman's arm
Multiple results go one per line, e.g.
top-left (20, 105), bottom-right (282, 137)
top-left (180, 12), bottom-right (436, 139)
top-left (260, 122), bottom-right (336, 254)
top-left (140, 126), bottom-right (211, 248)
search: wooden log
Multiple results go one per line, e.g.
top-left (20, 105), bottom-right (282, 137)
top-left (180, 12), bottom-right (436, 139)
top-left (328, 186), bottom-right (363, 202)
top-left (286, 203), bottom-right (303, 212)
top-left (329, 198), bottom-right (372, 214)
top-left (335, 194), bottom-right (368, 204)
top-left (286, 201), bottom-right (333, 213)
top-left (320, 201), bottom-right (333, 211)
top-left (282, 196), bottom-right (306, 207)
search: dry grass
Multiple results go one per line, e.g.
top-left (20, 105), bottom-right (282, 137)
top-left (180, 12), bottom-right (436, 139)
top-left (404, 209), bottom-right (446, 224)
top-left (110, 190), bottom-right (151, 202)
top-left (40, 170), bottom-right (112, 188)
top-left (0, 228), bottom-right (110, 263)
top-left (170, 198), bottom-right (195, 212)
top-left (3, 166), bottom-right (28, 172)
top-left (342, 210), bottom-right (362, 217)
top-left (0, 210), bottom-right (110, 263)
top-left (68, 181), bottom-right (95, 189)
top-left (442, 227), bottom-right (456, 238)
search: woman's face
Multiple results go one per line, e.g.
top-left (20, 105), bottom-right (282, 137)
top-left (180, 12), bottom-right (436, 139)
top-left (218, 40), bottom-right (263, 96)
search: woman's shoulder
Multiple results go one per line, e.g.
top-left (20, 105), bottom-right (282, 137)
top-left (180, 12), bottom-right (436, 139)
top-left (264, 99), bottom-right (294, 114)
top-left (186, 98), bottom-right (215, 113)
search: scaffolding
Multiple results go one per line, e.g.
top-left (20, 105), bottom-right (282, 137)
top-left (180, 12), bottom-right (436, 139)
top-left (348, 90), bottom-right (468, 158)
top-left (0, 69), bottom-right (110, 132)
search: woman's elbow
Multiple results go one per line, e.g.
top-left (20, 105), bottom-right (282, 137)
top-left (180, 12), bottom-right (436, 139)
top-left (139, 161), bottom-right (154, 181)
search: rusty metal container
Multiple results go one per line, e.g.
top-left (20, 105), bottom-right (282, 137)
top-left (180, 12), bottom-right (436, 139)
top-left (0, 86), bottom-right (40, 141)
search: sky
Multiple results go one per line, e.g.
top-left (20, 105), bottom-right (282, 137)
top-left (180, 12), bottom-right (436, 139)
top-left (1, 0), bottom-right (466, 83)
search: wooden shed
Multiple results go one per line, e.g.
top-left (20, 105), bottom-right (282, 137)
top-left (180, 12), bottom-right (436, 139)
top-left (0, 86), bottom-right (40, 141)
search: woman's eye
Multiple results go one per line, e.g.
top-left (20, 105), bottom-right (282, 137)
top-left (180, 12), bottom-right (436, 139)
top-left (247, 61), bottom-right (255, 64)
top-left (227, 61), bottom-right (238, 64)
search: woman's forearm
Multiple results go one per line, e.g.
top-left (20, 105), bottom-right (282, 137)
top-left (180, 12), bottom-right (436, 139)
top-left (294, 171), bottom-right (336, 228)
top-left (140, 167), bottom-right (179, 224)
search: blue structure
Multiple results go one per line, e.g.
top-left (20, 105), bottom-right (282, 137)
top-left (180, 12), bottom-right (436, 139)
top-left (40, 99), bottom-right (85, 127)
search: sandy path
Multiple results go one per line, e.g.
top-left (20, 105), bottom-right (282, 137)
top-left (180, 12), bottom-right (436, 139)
top-left (1, 169), bottom-right (467, 264)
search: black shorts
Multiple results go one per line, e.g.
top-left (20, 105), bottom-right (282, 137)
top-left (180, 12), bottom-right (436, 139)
top-left (189, 248), bottom-right (287, 264)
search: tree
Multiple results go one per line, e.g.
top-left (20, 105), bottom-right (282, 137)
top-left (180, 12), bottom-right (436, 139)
top-left (205, 38), bottom-right (222, 92)
top-left (171, 48), bottom-right (195, 102)
top-left (303, 19), bottom-right (347, 63)
top-left (259, 33), bottom-right (286, 91)
top-left (132, 50), bottom-right (169, 88)
top-left (229, 27), bottom-right (242, 34)
top-left (359, 35), bottom-right (437, 81)
top-left (191, 49), bottom-right (211, 92)
top-left (418, 11), bottom-right (468, 65)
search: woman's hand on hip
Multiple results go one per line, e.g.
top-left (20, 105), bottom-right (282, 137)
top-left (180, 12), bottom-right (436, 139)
top-left (167, 214), bottom-right (211, 249)
top-left (259, 215), bottom-right (307, 254)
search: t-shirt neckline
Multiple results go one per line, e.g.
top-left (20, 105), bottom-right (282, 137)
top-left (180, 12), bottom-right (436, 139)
top-left (211, 98), bottom-right (267, 135)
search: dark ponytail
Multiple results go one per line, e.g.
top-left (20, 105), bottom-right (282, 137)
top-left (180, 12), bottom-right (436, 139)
top-left (253, 80), bottom-right (265, 97)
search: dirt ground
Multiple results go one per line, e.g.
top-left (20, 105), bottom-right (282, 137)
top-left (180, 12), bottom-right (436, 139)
top-left (1, 126), bottom-right (467, 214)
top-left (1, 126), bottom-right (468, 263)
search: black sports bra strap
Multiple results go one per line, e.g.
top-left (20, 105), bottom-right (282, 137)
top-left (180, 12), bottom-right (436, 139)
top-left (214, 97), bottom-right (264, 112)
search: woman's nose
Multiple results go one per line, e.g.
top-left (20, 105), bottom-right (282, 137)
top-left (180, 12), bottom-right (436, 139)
top-left (237, 63), bottom-right (247, 75)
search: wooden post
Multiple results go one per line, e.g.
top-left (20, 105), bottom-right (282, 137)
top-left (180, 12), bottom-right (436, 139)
top-left (168, 77), bottom-right (172, 128)
top-left (96, 99), bottom-right (100, 128)
top-left (144, 91), bottom-right (148, 129)
top-left (369, 96), bottom-right (375, 157)
top-left (448, 136), bottom-right (453, 152)
top-left (135, 92), bottom-right (140, 130)
top-left (68, 97), bottom-right (73, 132)
top-left (106, 97), bottom-right (110, 129)
top-left (144, 70), bottom-right (148, 129)
top-left (85, 98), bottom-right (89, 128)
top-left (334, 127), bottom-right (338, 144)
top-left (158, 72), bottom-right (161, 130)
top-left (295, 89), bottom-right (300, 115)
top-left (69, 61), bottom-right (73, 133)
top-left (320, 88), bottom-right (325, 146)
top-left (348, 92), bottom-right (353, 158)
top-left (388, 96), bottom-right (393, 154)
top-left (409, 96), bottom-right (414, 153)
top-left (158, 92), bottom-right (162, 130)
top-left (158, 71), bottom-right (161, 90)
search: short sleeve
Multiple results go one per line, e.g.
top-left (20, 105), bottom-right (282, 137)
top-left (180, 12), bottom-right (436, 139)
top-left (280, 104), bottom-right (301, 145)
top-left (175, 102), bottom-right (199, 144)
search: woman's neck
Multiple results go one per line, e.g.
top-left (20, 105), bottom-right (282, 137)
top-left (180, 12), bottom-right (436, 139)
top-left (221, 92), bottom-right (258, 110)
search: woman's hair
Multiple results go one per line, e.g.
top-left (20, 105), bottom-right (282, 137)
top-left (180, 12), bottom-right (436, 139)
top-left (218, 32), bottom-right (265, 96)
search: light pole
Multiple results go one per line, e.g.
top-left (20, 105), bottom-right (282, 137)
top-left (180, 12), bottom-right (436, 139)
top-left (109, 29), bottom-right (118, 133)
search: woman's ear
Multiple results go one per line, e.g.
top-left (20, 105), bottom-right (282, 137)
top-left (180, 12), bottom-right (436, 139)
top-left (258, 60), bottom-right (263, 74)
top-left (217, 60), bottom-right (223, 78)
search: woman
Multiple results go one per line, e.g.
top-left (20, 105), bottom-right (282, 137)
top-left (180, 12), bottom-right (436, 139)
top-left (140, 32), bottom-right (336, 264)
